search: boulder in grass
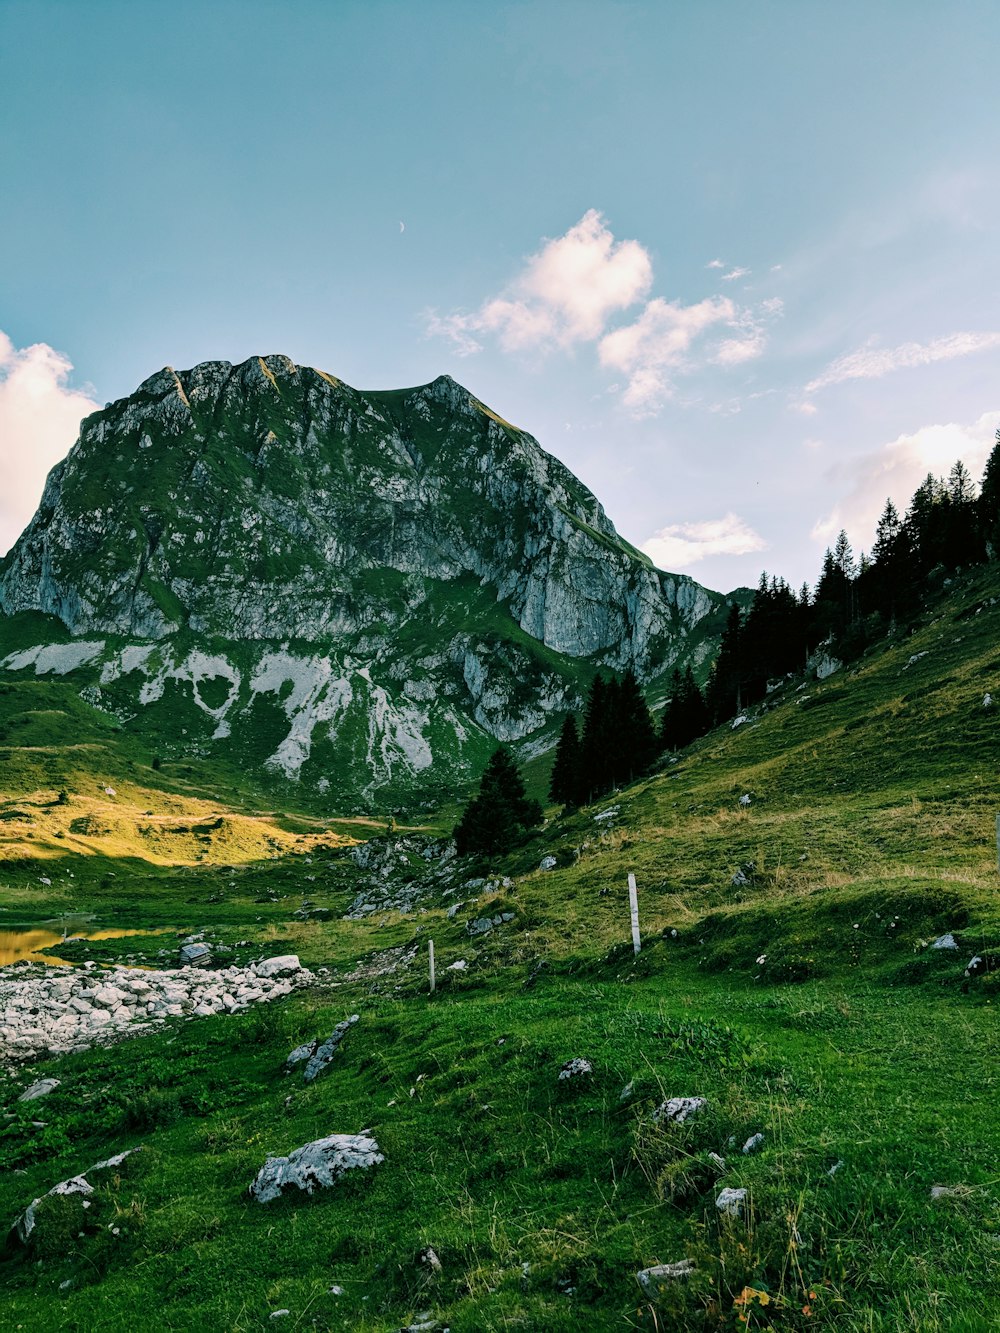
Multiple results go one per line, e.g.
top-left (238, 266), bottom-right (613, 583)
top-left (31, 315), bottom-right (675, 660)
top-left (652, 1096), bottom-right (706, 1126)
top-left (13, 1148), bottom-right (141, 1245)
top-left (557, 1057), bottom-right (593, 1081)
top-left (715, 1186), bottom-right (747, 1219)
top-left (18, 1078), bottom-right (60, 1102)
top-left (302, 1015), bottom-right (359, 1084)
top-left (255, 955), bottom-right (301, 979)
top-left (249, 1133), bottom-right (382, 1203)
top-left (636, 1260), bottom-right (696, 1296)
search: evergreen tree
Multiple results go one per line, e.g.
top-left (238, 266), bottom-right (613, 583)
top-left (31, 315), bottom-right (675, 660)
top-left (660, 667), bottom-right (684, 751)
top-left (549, 713), bottom-right (581, 806)
top-left (453, 747), bottom-right (543, 857)
top-left (979, 429), bottom-right (1000, 554)
top-left (577, 674), bottom-right (608, 804)
top-left (706, 602), bottom-right (744, 722)
top-left (613, 667), bottom-right (659, 782)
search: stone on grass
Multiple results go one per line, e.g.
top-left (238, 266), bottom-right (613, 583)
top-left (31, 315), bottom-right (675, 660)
top-left (930, 1184), bottom-right (967, 1200)
top-left (636, 1260), bottom-right (696, 1296)
top-left (652, 1096), bottom-right (706, 1125)
top-left (419, 1245), bottom-right (443, 1273)
top-left (538, 855), bottom-right (557, 871)
top-left (715, 1186), bottom-right (747, 1219)
top-left (255, 955), bottom-right (301, 979)
top-left (18, 1078), bottom-right (60, 1102)
top-left (931, 934), bottom-right (958, 951)
top-left (447, 959), bottom-right (468, 972)
top-left (302, 1015), bottom-right (359, 1084)
top-left (285, 1040), bottom-right (319, 1069)
top-left (249, 1133), bottom-right (383, 1204)
top-left (13, 1148), bottom-right (141, 1245)
top-left (558, 1057), bottom-right (593, 1081)
top-left (742, 1133), bottom-right (764, 1155)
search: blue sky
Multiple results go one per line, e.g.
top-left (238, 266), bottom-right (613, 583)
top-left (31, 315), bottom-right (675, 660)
top-left (3, 0), bottom-right (1000, 592)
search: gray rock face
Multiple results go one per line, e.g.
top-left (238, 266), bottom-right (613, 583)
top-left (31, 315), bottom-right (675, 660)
top-left (0, 357), bottom-right (728, 802)
top-left (249, 1133), bottom-right (383, 1203)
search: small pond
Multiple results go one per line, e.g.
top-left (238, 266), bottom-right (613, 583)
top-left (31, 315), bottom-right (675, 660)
top-left (0, 923), bottom-right (176, 969)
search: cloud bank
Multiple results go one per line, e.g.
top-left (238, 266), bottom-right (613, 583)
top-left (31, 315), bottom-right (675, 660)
top-left (642, 512), bottom-right (767, 569)
top-left (428, 212), bottom-right (780, 416)
top-left (0, 332), bottom-right (99, 556)
top-left (812, 410), bottom-right (1000, 550)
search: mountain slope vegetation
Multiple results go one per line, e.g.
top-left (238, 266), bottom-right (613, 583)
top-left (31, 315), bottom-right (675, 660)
top-left (1, 554), bottom-right (998, 1331)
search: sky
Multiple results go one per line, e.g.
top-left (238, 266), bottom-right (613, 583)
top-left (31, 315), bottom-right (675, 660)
top-left (3, 0), bottom-right (1000, 593)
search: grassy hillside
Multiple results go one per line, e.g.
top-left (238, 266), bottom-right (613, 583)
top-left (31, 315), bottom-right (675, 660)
top-left (1, 566), bottom-right (999, 1329)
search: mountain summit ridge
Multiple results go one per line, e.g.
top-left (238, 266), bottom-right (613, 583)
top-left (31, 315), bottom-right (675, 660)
top-left (0, 355), bottom-right (729, 805)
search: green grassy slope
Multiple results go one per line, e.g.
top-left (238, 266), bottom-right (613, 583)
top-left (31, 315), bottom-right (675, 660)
top-left (1, 566), bottom-right (999, 1330)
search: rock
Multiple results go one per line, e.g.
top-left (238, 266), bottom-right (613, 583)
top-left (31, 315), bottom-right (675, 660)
top-left (715, 1186), bottom-right (747, 1219)
top-left (742, 1133), bottom-right (764, 1155)
top-left (708, 1152), bottom-right (727, 1171)
top-left (931, 934), bottom-right (959, 950)
top-left (302, 1015), bottom-right (359, 1083)
top-left (446, 959), bottom-right (468, 972)
top-left (255, 955), bottom-right (301, 978)
top-left (18, 1078), bottom-right (60, 1102)
top-left (730, 714), bottom-right (748, 729)
top-left (179, 942), bottom-right (212, 965)
top-left (249, 1133), bottom-right (383, 1203)
top-left (285, 1040), bottom-right (319, 1069)
top-left (13, 1148), bottom-right (140, 1244)
top-left (467, 918), bottom-right (494, 937)
top-left (636, 1260), bottom-right (696, 1295)
top-left (652, 1097), bottom-right (706, 1125)
top-left (270, 1312), bottom-right (290, 1320)
top-left (619, 1081), bottom-right (635, 1104)
top-left (965, 954), bottom-right (997, 978)
top-left (738, 793), bottom-right (752, 807)
top-left (983, 693), bottom-right (993, 708)
top-left (419, 1245), bottom-right (443, 1273)
top-left (930, 1184), bottom-right (966, 1199)
top-left (558, 1057), bottom-right (593, 1081)
top-left (538, 856), bottom-right (557, 871)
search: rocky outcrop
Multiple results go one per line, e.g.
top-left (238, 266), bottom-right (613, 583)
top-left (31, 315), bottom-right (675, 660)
top-left (249, 1133), bottom-right (383, 1203)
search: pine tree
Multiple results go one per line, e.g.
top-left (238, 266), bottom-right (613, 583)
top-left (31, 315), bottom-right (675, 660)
top-left (979, 429), bottom-right (1000, 553)
top-left (549, 713), bottom-right (581, 806)
top-left (614, 667), bottom-right (659, 782)
top-left (453, 747), bottom-right (543, 857)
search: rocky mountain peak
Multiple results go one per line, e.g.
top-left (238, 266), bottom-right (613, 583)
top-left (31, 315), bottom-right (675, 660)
top-left (0, 357), bottom-right (730, 805)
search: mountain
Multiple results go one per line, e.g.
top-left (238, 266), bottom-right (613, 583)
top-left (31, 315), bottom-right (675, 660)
top-left (0, 356), bottom-right (732, 809)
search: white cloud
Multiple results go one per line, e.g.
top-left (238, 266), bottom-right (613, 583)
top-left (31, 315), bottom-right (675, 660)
top-left (706, 258), bottom-right (725, 269)
top-left (811, 411), bottom-right (1000, 548)
top-left (427, 209), bottom-right (652, 355)
top-left (598, 295), bottom-right (736, 414)
top-left (721, 266), bottom-right (750, 282)
top-left (0, 332), bottom-right (99, 556)
top-left (805, 330), bottom-right (1000, 395)
top-left (642, 512), bottom-right (767, 569)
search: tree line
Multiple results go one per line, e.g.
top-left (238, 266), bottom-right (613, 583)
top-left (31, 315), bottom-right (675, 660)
top-left (705, 434), bottom-right (1000, 722)
top-left (455, 432), bottom-right (1000, 850)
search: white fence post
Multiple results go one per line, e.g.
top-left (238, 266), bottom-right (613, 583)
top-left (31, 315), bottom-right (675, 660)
top-left (628, 873), bottom-right (641, 955)
top-left (428, 939), bottom-right (436, 994)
